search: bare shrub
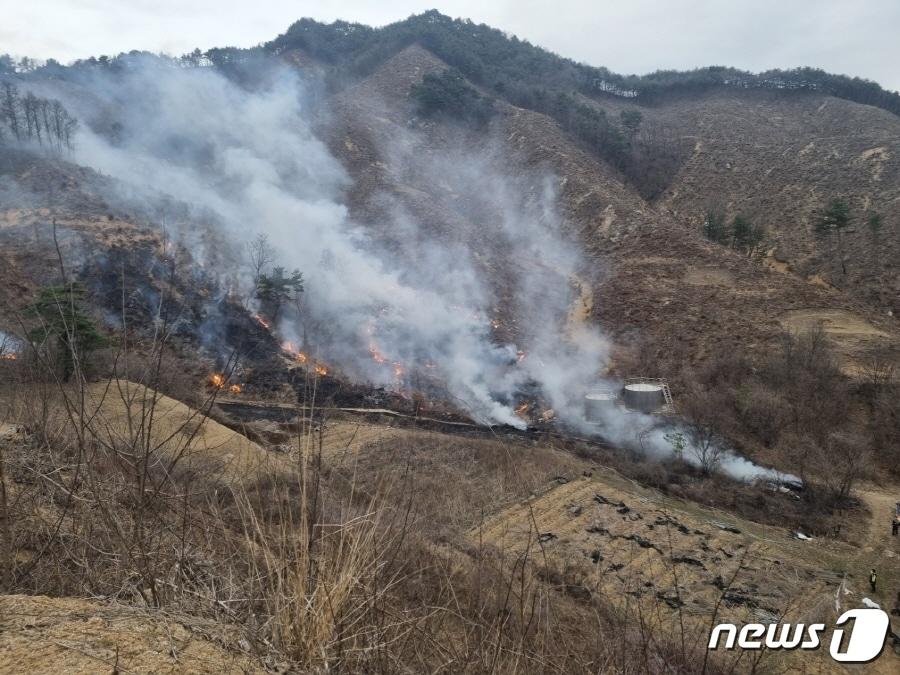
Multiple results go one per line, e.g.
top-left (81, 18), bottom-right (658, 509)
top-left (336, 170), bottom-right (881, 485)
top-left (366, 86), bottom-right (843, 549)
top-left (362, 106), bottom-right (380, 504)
top-left (859, 347), bottom-right (896, 398)
top-left (736, 383), bottom-right (789, 448)
top-left (679, 385), bottom-right (727, 475)
top-left (0, 272), bottom-right (796, 672)
top-left (819, 432), bottom-right (871, 503)
top-left (871, 393), bottom-right (900, 478)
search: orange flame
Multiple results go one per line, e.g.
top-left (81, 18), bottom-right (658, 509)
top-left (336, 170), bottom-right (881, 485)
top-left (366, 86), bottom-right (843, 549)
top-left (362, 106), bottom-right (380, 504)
top-left (209, 373), bottom-right (225, 388)
top-left (253, 314), bottom-right (271, 330)
top-left (514, 402), bottom-right (530, 418)
top-left (369, 344), bottom-right (387, 364)
top-left (314, 365), bottom-right (328, 377)
top-left (282, 341), bottom-right (308, 364)
top-left (0, 352), bottom-right (16, 361)
top-left (368, 341), bottom-right (408, 379)
top-left (228, 384), bottom-right (242, 394)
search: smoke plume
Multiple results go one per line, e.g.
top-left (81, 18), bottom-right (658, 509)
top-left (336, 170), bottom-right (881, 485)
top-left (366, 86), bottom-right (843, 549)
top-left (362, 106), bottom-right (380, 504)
top-left (39, 57), bottom-right (791, 483)
top-left (58, 59), bottom-right (602, 428)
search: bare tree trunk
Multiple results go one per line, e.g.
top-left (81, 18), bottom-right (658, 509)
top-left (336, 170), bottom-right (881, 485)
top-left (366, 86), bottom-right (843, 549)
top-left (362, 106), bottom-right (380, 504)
top-left (0, 441), bottom-right (12, 589)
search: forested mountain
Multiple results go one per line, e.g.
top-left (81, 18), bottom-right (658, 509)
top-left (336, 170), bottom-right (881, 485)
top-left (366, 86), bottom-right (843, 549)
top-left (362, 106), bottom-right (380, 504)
top-left (3, 10), bottom-right (898, 360)
top-left (265, 11), bottom-right (900, 113)
top-left (6, 10), bottom-right (898, 200)
top-left (2, 11), bottom-right (900, 674)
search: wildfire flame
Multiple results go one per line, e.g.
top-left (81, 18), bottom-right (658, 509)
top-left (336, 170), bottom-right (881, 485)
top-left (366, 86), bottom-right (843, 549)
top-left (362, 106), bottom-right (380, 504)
top-left (368, 344), bottom-right (408, 380)
top-left (282, 341), bottom-right (309, 364)
top-left (208, 373), bottom-right (242, 393)
top-left (516, 350), bottom-right (526, 363)
top-left (0, 352), bottom-right (16, 361)
top-left (253, 314), bottom-right (271, 330)
top-left (314, 365), bottom-right (328, 377)
top-left (369, 344), bottom-right (387, 364)
top-left (514, 402), bottom-right (530, 418)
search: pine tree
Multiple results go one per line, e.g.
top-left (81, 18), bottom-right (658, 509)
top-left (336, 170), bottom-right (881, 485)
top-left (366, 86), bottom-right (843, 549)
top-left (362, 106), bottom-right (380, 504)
top-left (26, 285), bottom-right (108, 381)
top-left (1, 82), bottom-right (21, 142)
top-left (746, 223), bottom-right (767, 258)
top-left (702, 207), bottom-right (729, 244)
top-left (256, 267), bottom-right (304, 324)
top-left (731, 215), bottom-right (752, 250)
top-left (816, 198), bottom-right (851, 275)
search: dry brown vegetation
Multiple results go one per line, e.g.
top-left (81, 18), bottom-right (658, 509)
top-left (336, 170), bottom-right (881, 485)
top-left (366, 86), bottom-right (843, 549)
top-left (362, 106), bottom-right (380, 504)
top-left (631, 323), bottom-right (900, 531)
top-left (320, 44), bottom-right (900, 401)
top-left (0, 293), bottom-right (738, 673)
top-left (2, 40), bottom-right (900, 673)
top-left (0, 271), bottom-right (898, 673)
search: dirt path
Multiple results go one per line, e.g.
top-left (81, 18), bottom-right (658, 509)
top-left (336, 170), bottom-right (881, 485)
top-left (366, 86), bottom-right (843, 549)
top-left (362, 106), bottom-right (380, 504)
top-left (857, 485), bottom-right (898, 555)
top-left (852, 484), bottom-right (900, 602)
top-left (838, 484), bottom-right (900, 670)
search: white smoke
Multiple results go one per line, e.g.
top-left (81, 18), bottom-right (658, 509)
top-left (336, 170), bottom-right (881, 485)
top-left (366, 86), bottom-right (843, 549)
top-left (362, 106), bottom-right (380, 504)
top-left (0, 330), bottom-right (23, 356)
top-left (60, 59), bottom-right (608, 428)
top-left (45, 58), bottom-right (794, 484)
top-left (589, 405), bottom-right (801, 484)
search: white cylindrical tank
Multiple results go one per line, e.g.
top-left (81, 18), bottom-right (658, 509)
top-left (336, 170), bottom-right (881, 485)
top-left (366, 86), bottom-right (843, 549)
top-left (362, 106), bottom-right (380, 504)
top-left (622, 382), bottom-right (665, 413)
top-left (584, 391), bottom-right (617, 422)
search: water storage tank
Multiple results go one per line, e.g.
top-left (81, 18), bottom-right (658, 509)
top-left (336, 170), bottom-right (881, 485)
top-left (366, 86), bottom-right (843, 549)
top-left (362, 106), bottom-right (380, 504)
top-left (622, 382), bottom-right (665, 413)
top-left (584, 391), bottom-right (617, 422)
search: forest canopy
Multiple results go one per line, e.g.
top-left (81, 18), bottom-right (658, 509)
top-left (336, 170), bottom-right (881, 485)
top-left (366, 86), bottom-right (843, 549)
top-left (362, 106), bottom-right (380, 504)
top-left (412, 69), bottom-right (496, 127)
top-left (10, 11), bottom-right (899, 119)
top-left (265, 11), bottom-right (900, 116)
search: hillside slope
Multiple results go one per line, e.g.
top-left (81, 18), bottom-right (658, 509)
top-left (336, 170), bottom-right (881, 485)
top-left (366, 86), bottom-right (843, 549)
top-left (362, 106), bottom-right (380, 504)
top-left (0, 594), bottom-right (262, 674)
top-left (653, 89), bottom-right (899, 312)
top-left (320, 45), bottom-right (900, 374)
top-left (2, 15), bottom-right (900, 674)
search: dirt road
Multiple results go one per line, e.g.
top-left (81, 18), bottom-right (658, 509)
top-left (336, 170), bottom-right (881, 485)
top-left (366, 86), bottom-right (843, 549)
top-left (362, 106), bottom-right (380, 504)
top-left (840, 484), bottom-right (900, 670)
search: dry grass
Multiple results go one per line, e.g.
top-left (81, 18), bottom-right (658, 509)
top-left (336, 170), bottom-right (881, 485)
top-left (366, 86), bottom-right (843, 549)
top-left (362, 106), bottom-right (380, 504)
top-left (0, 349), bottom-right (740, 673)
top-left (1, 297), bottom-right (889, 672)
top-left (0, 593), bottom-right (264, 674)
top-left (2, 380), bottom-right (285, 482)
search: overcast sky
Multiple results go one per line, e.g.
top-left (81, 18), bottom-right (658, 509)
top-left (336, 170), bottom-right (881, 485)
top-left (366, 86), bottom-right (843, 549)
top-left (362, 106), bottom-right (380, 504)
top-left (3, 1), bottom-right (899, 92)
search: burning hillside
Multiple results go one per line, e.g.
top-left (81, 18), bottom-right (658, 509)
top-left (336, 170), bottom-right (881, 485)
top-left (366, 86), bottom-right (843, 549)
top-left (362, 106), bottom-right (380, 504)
top-left (3, 7), bottom-right (900, 674)
top-left (0, 52), bottom-right (822, 490)
top-left (28, 58), bottom-right (616, 433)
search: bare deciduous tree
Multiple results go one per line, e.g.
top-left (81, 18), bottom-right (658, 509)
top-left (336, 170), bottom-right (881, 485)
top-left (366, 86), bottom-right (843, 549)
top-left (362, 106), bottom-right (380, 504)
top-left (681, 386), bottom-right (727, 475)
top-left (247, 233), bottom-right (274, 289)
top-left (860, 346), bottom-right (895, 405)
top-left (820, 432), bottom-right (870, 503)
